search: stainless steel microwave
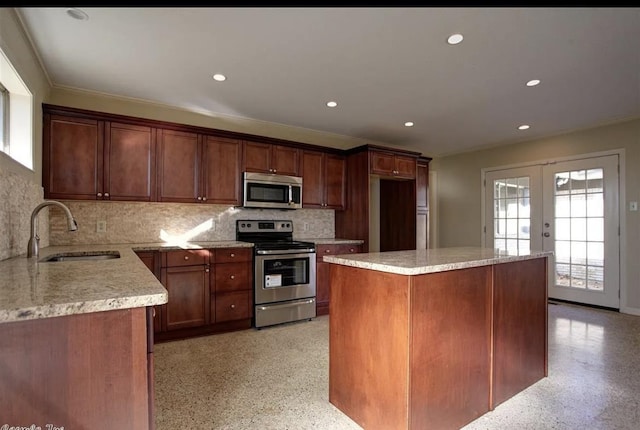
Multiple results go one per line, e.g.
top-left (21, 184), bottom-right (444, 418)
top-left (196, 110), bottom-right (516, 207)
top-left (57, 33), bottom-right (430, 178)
top-left (243, 172), bottom-right (303, 209)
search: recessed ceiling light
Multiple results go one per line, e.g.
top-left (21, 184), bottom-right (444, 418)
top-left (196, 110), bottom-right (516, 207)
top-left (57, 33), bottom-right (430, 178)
top-left (404, 122), bottom-right (414, 127)
top-left (447, 34), bottom-right (464, 45)
top-left (213, 74), bottom-right (226, 82)
top-left (526, 79), bottom-right (541, 87)
top-left (66, 8), bottom-right (89, 21)
top-left (518, 124), bottom-right (530, 130)
top-left (326, 101), bottom-right (338, 108)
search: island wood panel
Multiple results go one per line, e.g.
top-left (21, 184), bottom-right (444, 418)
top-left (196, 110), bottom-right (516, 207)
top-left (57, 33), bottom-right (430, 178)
top-left (0, 308), bottom-right (149, 429)
top-left (409, 266), bottom-right (493, 430)
top-left (492, 258), bottom-right (548, 407)
top-left (329, 264), bottom-right (411, 430)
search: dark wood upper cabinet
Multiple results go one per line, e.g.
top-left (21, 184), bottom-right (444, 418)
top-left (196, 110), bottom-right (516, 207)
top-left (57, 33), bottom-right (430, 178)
top-left (202, 135), bottom-right (242, 205)
top-left (243, 141), bottom-right (299, 176)
top-left (44, 115), bottom-right (156, 201)
top-left (370, 150), bottom-right (417, 179)
top-left (44, 114), bottom-right (104, 200)
top-left (300, 150), bottom-right (345, 209)
top-left (105, 122), bottom-right (156, 201)
top-left (157, 129), bottom-right (201, 203)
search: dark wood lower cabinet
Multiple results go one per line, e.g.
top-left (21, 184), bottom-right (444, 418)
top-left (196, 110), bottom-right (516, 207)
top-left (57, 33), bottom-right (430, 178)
top-left (0, 307), bottom-right (152, 429)
top-left (316, 243), bottom-right (362, 315)
top-left (137, 249), bottom-right (253, 343)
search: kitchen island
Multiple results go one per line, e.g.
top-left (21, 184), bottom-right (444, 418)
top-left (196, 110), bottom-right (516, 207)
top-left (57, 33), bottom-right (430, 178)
top-left (324, 247), bottom-right (552, 430)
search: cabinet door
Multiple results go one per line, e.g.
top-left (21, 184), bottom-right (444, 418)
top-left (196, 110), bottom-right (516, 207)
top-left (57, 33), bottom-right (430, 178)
top-left (272, 145), bottom-right (299, 176)
top-left (243, 141), bottom-right (272, 173)
top-left (104, 122), bottom-right (156, 201)
top-left (370, 151), bottom-right (395, 176)
top-left (215, 291), bottom-right (251, 323)
top-left (161, 265), bottom-right (209, 331)
top-left (394, 155), bottom-right (417, 179)
top-left (301, 150), bottom-right (324, 208)
top-left (202, 135), bottom-right (241, 205)
top-left (44, 114), bottom-right (103, 199)
top-left (157, 129), bottom-right (201, 203)
top-left (325, 154), bottom-right (346, 209)
top-left (416, 160), bottom-right (429, 211)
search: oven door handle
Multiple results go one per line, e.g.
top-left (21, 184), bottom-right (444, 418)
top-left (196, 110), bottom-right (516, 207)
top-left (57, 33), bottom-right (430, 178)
top-left (256, 298), bottom-right (315, 311)
top-left (256, 248), bottom-right (316, 255)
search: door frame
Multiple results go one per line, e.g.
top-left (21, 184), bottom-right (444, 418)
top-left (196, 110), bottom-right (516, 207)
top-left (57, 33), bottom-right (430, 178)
top-left (480, 148), bottom-right (628, 311)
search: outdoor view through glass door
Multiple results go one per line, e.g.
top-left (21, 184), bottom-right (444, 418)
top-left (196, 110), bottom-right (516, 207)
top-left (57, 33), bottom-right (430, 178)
top-left (484, 154), bottom-right (620, 309)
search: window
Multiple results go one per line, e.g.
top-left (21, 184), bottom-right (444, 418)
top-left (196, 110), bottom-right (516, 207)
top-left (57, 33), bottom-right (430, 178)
top-left (0, 47), bottom-right (33, 169)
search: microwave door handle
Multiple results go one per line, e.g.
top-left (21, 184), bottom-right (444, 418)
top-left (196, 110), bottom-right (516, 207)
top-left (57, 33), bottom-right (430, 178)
top-left (288, 185), bottom-right (293, 206)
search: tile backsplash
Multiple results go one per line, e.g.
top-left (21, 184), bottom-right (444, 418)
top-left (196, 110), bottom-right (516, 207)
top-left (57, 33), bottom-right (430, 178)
top-left (49, 201), bottom-right (335, 246)
top-left (0, 165), bottom-right (48, 260)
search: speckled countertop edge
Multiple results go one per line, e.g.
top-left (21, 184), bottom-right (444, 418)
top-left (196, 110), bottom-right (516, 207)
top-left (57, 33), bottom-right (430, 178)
top-left (0, 240), bottom-right (253, 324)
top-left (323, 247), bottom-right (553, 276)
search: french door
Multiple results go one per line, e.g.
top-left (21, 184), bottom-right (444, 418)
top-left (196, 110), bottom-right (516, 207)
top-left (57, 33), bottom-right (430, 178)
top-left (484, 154), bottom-right (620, 308)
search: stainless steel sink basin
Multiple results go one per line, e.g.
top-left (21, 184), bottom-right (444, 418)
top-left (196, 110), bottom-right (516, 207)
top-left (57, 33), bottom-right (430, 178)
top-left (40, 251), bottom-right (121, 262)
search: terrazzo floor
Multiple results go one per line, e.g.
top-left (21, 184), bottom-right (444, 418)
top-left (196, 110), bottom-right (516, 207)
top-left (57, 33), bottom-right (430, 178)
top-left (154, 302), bottom-right (640, 429)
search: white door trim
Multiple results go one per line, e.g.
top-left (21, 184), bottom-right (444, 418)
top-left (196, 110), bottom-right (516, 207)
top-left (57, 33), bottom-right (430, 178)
top-left (481, 148), bottom-right (629, 312)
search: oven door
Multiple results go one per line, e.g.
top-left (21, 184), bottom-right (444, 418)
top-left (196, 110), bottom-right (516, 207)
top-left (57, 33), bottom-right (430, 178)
top-left (255, 252), bottom-right (316, 304)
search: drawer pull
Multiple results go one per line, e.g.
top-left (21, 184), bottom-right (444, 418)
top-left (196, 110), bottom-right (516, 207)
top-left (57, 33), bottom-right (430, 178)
top-left (184, 256), bottom-right (189, 260)
top-left (350, 248), bottom-right (355, 252)
top-left (205, 268), bottom-right (209, 273)
top-left (230, 253), bottom-right (235, 258)
top-left (230, 304), bottom-right (236, 309)
top-left (230, 275), bottom-right (235, 280)
top-left (152, 308), bottom-right (156, 317)
top-left (325, 249), bottom-right (330, 253)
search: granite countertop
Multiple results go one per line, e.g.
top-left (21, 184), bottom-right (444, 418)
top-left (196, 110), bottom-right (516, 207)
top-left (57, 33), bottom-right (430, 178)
top-left (306, 238), bottom-right (365, 245)
top-left (323, 246), bottom-right (553, 276)
top-left (0, 240), bottom-right (252, 324)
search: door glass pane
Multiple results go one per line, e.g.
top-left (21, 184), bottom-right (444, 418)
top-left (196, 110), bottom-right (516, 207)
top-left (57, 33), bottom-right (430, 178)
top-left (553, 168), bottom-right (605, 292)
top-left (492, 176), bottom-right (531, 252)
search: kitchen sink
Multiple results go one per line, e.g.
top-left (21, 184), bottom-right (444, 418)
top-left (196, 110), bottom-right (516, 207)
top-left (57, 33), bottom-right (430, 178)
top-left (40, 251), bottom-right (121, 262)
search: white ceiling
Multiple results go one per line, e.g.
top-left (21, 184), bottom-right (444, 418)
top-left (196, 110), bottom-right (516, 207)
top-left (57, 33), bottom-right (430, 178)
top-left (16, 7), bottom-right (640, 157)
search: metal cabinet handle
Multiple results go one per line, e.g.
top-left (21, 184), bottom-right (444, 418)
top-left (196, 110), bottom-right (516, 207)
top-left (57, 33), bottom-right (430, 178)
top-left (205, 268), bottom-right (210, 273)
top-left (325, 249), bottom-right (331, 253)
top-left (104, 192), bottom-right (110, 197)
top-left (273, 169), bottom-right (277, 173)
top-left (152, 308), bottom-right (156, 317)
top-left (197, 196), bottom-right (202, 201)
top-left (97, 192), bottom-right (102, 197)
top-left (230, 253), bottom-right (235, 258)
top-left (202, 197), bottom-right (207, 201)
top-left (230, 275), bottom-right (235, 280)
top-left (350, 248), bottom-right (355, 252)
top-left (184, 255), bottom-right (189, 260)
top-left (230, 304), bottom-right (236, 309)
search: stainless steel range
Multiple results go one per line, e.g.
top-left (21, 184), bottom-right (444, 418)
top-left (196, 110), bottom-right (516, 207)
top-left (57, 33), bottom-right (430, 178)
top-left (237, 220), bottom-right (316, 328)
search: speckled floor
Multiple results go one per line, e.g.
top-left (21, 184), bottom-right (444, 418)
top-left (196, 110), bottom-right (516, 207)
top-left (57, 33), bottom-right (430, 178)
top-left (154, 302), bottom-right (640, 430)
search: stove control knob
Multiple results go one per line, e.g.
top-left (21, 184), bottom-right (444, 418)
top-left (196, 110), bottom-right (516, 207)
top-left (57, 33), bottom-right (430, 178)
top-left (281, 223), bottom-right (285, 228)
top-left (241, 223), bottom-right (245, 228)
top-left (287, 223), bottom-right (291, 228)
top-left (248, 223), bottom-right (252, 228)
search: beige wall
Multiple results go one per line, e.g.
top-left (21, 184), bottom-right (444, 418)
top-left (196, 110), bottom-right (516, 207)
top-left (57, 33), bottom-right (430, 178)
top-left (431, 118), bottom-right (640, 312)
top-left (0, 8), bottom-right (50, 260)
top-left (48, 86), bottom-right (378, 151)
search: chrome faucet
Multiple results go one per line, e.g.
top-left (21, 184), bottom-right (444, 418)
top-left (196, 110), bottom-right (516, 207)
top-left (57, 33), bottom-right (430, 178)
top-left (27, 200), bottom-right (78, 258)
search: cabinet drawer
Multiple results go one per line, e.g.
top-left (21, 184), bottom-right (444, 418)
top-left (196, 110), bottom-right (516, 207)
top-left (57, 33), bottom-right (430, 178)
top-left (215, 291), bottom-right (252, 323)
top-left (214, 262), bottom-right (252, 293)
top-left (317, 244), bottom-right (362, 259)
top-left (163, 249), bottom-right (209, 267)
top-left (213, 247), bottom-right (252, 263)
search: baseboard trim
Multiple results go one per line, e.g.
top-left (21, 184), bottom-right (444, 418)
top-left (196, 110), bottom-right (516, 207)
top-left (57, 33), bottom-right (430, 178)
top-left (620, 306), bottom-right (640, 316)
